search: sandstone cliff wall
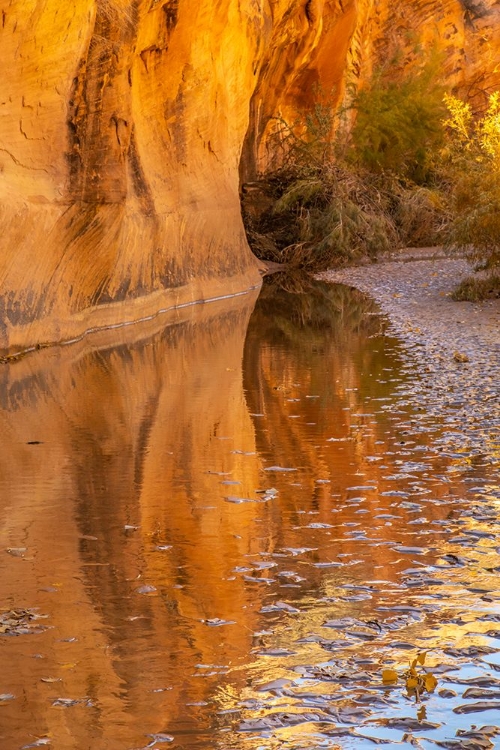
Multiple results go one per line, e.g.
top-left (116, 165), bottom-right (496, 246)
top-left (1, 0), bottom-right (499, 353)
top-left (0, 0), bottom-right (269, 352)
top-left (243, 0), bottom-right (500, 178)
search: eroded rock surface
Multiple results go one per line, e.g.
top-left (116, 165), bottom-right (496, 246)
top-left (0, 0), bottom-right (267, 351)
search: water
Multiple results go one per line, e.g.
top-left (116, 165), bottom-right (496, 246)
top-left (0, 278), bottom-right (498, 750)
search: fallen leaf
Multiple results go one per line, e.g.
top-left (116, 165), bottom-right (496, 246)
top-left (382, 669), bottom-right (398, 683)
top-left (425, 674), bottom-right (438, 692)
top-left (136, 585), bottom-right (157, 594)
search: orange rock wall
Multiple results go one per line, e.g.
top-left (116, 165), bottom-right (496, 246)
top-left (243, 0), bottom-right (500, 177)
top-left (350, 0), bottom-right (500, 102)
top-left (0, 0), bottom-right (269, 352)
top-left (1, 0), bottom-right (499, 352)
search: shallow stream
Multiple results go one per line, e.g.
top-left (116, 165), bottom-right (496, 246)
top-left (0, 278), bottom-right (499, 749)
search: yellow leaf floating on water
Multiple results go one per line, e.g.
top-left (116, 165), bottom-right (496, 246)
top-left (382, 653), bottom-right (439, 695)
top-left (382, 669), bottom-right (399, 683)
top-left (417, 705), bottom-right (427, 722)
top-left (425, 674), bottom-right (438, 692)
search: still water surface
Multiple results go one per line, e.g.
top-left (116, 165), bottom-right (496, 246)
top-left (0, 279), bottom-right (499, 750)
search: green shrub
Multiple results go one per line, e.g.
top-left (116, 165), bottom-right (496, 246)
top-left (349, 56), bottom-right (447, 183)
top-left (449, 170), bottom-right (500, 270)
top-left (251, 165), bottom-right (399, 270)
top-left (243, 163), bottom-right (450, 271)
top-left (242, 52), bottom-right (453, 272)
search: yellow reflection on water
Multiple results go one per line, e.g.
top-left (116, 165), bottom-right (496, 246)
top-left (0, 280), bottom-right (497, 749)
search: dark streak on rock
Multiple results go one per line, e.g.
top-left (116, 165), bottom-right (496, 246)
top-left (305, 0), bottom-right (314, 24)
top-left (66, 0), bottom-right (142, 204)
top-left (162, 0), bottom-right (179, 34)
top-left (459, 0), bottom-right (490, 29)
top-left (128, 125), bottom-right (155, 216)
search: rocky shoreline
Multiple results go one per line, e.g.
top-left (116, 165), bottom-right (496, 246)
top-left (320, 252), bottom-right (500, 462)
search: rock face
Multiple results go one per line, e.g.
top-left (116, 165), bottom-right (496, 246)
top-left (0, 0), bottom-right (266, 352)
top-left (1, 0), bottom-right (499, 353)
top-left (242, 0), bottom-right (500, 178)
top-left (350, 0), bottom-right (500, 104)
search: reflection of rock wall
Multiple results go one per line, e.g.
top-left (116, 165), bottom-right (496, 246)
top-left (242, 280), bottom-right (458, 572)
top-left (0, 278), bottom-right (476, 747)
top-left (0, 294), bottom-right (262, 747)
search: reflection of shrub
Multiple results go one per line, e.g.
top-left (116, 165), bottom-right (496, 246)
top-left (252, 275), bottom-right (383, 342)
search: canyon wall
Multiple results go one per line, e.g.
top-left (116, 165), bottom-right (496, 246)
top-left (0, 0), bottom-right (268, 353)
top-left (1, 0), bottom-right (499, 353)
top-left (243, 0), bottom-right (500, 178)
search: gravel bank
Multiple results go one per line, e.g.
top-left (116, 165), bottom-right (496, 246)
top-left (321, 254), bottom-right (500, 461)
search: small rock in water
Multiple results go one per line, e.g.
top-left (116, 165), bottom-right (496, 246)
top-left (136, 585), bottom-right (157, 594)
top-left (203, 618), bottom-right (236, 627)
top-left (147, 733), bottom-right (174, 743)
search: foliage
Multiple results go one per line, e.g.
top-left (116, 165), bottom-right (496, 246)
top-left (242, 54), bottom-right (452, 272)
top-left (452, 272), bottom-right (500, 301)
top-left (382, 651), bottom-right (438, 701)
top-left (242, 56), bottom-right (500, 277)
top-left (444, 91), bottom-right (500, 273)
top-left (271, 164), bottom-right (398, 268)
top-left (244, 166), bottom-right (394, 271)
top-left (478, 91), bottom-right (500, 161)
top-left (270, 101), bottom-right (337, 170)
top-left (243, 161), bottom-right (449, 271)
top-left (267, 83), bottom-right (349, 171)
top-left (350, 58), bottom-right (447, 184)
top-left (443, 93), bottom-right (473, 142)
